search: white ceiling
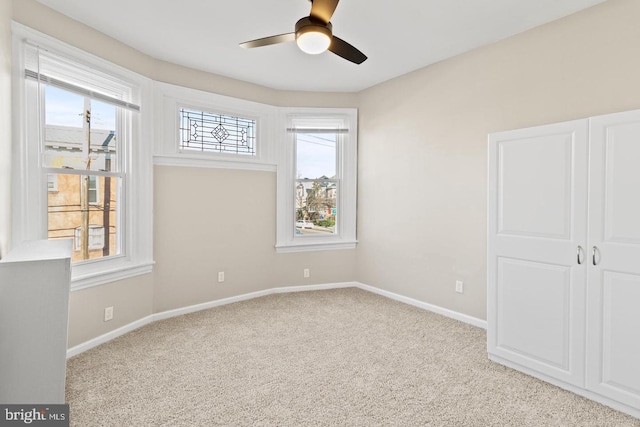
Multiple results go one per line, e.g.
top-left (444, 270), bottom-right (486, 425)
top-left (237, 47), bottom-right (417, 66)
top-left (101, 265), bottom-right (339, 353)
top-left (35, 0), bottom-right (605, 92)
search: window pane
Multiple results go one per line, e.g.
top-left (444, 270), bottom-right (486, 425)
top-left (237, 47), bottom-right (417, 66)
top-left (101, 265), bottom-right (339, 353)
top-left (179, 108), bottom-right (256, 155)
top-left (47, 173), bottom-right (120, 262)
top-left (90, 99), bottom-right (116, 130)
top-left (296, 133), bottom-right (336, 179)
top-left (44, 85), bottom-right (84, 127)
top-left (295, 179), bottom-right (337, 236)
top-left (89, 99), bottom-right (118, 172)
top-left (43, 86), bottom-right (119, 172)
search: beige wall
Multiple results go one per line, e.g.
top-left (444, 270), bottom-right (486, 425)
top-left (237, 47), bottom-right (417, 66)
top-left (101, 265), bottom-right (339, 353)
top-left (356, 0), bottom-right (640, 320)
top-left (153, 166), bottom-right (357, 313)
top-left (67, 274), bottom-right (154, 347)
top-left (0, 0), bottom-right (11, 258)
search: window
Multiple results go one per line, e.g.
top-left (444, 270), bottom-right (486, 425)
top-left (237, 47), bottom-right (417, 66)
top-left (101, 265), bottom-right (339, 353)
top-left (12, 24), bottom-right (153, 289)
top-left (153, 82), bottom-right (276, 171)
top-left (179, 108), bottom-right (256, 156)
top-left (295, 132), bottom-right (338, 236)
top-left (42, 83), bottom-right (117, 263)
top-left (276, 109), bottom-right (357, 252)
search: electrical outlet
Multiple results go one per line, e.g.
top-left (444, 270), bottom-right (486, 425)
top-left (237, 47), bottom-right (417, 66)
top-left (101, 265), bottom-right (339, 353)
top-left (303, 268), bottom-right (310, 278)
top-left (455, 280), bottom-right (464, 294)
top-left (104, 306), bottom-right (114, 322)
top-left (218, 271), bottom-right (225, 283)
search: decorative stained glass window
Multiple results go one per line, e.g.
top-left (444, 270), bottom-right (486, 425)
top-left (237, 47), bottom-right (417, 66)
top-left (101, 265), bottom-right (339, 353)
top-left (179, 108), bottom-right (256, 156)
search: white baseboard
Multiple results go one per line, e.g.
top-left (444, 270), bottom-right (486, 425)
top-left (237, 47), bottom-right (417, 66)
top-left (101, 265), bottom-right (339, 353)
top-left (67, 314), bottom-right (155, 358)
top-left (355, 282), bottom-right (487, 329)
top-left (67, 281), bottom-right (485, 358)
top-left (151, 282), bottom-right (356, 322)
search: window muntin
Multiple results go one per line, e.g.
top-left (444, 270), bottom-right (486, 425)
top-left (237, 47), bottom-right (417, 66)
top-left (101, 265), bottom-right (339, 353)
top-left (179, 107), bottom-right (256, 156)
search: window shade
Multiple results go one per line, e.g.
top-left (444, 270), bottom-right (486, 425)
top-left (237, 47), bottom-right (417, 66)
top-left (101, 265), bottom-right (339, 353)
top-left (24, 42), bottom-right (140, 111)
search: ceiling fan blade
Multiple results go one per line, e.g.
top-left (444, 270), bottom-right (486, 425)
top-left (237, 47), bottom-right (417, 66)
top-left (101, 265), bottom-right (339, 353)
top-left (328, 36), bottom-right (367, 64)
top-left (239, 33), bottom-right (295, 49)
top-left (310, 0), bottom-right (340, 24)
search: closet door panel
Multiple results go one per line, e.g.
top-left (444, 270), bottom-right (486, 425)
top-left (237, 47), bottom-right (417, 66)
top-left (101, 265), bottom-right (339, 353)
top-left (496, 258), bottom-right (571, 369)
top-left (601, 273), bottom-right (640, 392)
top-left (587, 110), bottom-right (640, 408)
top-left (488, 119), bottom-right (589, 387)
top-left (497, 134), bottom-right (572, 239)
top-left (602, 122), bottom-right (640, 244)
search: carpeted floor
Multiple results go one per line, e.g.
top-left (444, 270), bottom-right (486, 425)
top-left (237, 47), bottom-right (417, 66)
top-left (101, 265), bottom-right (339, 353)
top-left (66, 288), bottom-right (640, 426)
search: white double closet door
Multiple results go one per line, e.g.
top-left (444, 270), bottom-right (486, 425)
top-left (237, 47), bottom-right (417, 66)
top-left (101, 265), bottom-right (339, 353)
top-left (487, 109), bottom-right (640, 412)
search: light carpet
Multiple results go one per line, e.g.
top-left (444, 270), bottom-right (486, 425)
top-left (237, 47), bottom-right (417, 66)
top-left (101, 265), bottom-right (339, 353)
top-left (66, 288), bottom-right (639, 426)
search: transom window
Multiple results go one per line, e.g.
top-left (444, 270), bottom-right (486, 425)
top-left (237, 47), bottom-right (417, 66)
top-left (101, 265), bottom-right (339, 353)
top-left (179, 108), bottom-right (256, 156)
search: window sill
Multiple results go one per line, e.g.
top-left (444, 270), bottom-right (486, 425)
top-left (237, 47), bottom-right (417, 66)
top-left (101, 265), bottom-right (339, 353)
top-left (275, 240), bottom-right (357, 253)
top-left (71, 261), bottom-right (155, 291)
top-left (153, 154), bottom-right (276, 172)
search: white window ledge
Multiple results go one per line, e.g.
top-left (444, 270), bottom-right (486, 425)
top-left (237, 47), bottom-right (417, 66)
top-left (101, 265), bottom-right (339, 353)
top-left (153, 154), bottom-right (276, 172)
top-left (71, 261), bottom-right (155, 291)
top-left (275, 241), bottom-right (357, 253)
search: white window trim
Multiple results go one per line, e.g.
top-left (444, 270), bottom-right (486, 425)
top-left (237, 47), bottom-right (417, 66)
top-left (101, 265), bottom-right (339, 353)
top-left (11, 23), bottom-right (154, 290)
top-left (153, 82), bottom-right (276, 172)
top-left (275, 108), bottom-right (358, 253)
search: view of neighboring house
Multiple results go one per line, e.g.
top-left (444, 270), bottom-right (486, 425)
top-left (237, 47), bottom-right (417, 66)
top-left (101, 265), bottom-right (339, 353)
top-left (45, 124), bottom-right (119, 262)
top-left (295, 176), bottom-right (336, 233)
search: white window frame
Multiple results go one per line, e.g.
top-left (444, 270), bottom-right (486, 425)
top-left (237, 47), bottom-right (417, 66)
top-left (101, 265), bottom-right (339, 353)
top-left (275, 108), bottom-right (358, 252)
top-left (11, 23), bottom-right (154, 290)
top-left (153, 82), bottom-right (276, 171)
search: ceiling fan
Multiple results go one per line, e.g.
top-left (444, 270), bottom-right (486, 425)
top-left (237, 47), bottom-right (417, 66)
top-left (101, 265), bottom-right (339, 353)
top-left (239, 0), bottom-right (367, 64)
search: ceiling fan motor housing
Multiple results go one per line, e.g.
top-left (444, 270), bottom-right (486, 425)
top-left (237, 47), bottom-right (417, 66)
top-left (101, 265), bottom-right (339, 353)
top-left (295, 17), bottom-right (333, 36)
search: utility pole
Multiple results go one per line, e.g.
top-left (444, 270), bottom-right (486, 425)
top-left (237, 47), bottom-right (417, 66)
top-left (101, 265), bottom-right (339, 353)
top-left (81, 101), bottom-right (91, 260)
top-left (102, 131), bottom-right (114, 257)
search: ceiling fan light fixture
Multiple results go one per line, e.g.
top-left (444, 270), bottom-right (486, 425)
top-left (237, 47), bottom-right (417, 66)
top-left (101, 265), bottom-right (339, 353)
top-left (296, 30), bottom-right (331, 54)
top-left (295, 18), bottom-right (333, 55)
